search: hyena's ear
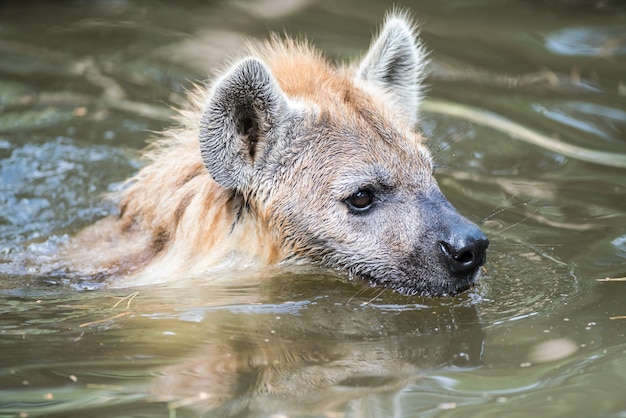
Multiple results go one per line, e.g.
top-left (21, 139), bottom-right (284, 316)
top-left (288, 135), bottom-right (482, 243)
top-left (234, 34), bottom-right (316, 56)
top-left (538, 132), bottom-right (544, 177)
top-left (199, 58), bottom-right (294, 190)
top-left (356, 13), bottom-right (428, 125)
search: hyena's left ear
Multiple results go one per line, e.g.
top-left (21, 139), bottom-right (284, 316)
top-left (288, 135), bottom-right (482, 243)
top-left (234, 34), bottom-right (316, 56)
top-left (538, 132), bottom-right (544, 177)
top-left (199, 58), bottom-right (296, 190)
top-left (356, 13), bottom-right (428, 125)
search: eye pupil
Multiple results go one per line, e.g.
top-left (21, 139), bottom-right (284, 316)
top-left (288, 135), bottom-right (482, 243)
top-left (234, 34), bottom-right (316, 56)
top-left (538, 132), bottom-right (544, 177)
top-left (349, 189), bottom-right (374, 210)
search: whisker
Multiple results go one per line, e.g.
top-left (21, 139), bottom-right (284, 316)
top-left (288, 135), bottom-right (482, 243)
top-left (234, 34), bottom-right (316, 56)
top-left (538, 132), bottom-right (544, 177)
top-left (489, 243), bottom-right (560, 248)
top-left (427, 127), bottom-right (466, 161)
top-left (427, 140), bottom-right (451, 161)
top-left (481, 200), bottom-right (529, 224)
top-left (486, 212), bottom-right (533, 238)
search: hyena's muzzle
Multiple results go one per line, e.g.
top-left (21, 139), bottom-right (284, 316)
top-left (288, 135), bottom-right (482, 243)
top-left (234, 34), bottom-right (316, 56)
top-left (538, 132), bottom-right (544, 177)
top-left (413, 190), bottom-right (489, 296)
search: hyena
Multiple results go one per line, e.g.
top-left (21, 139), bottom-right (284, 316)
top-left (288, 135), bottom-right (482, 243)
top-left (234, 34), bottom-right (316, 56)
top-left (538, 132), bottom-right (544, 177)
top-left (67, 12), bottom-right (488, 297)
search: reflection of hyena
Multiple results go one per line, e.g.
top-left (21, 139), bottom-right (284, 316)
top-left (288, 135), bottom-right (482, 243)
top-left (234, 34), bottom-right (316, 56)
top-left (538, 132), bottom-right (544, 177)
top-left (68, 12), bottom-right (488, 296)
top-left (149, 282), bottom-right (484, 415)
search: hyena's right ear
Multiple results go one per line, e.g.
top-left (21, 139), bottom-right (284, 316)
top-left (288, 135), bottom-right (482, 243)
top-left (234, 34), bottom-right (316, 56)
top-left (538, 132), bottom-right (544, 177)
top-left (357, 13), bottom-right (429, 125)
top-left (199, 58), bottom-right (295, 190)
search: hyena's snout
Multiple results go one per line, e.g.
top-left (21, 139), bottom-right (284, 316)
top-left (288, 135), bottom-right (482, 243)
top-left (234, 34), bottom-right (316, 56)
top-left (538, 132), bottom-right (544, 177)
top-left (420, 192), bottom-right (489, 283)
top-left (438, 219), bottom-right (489, 278)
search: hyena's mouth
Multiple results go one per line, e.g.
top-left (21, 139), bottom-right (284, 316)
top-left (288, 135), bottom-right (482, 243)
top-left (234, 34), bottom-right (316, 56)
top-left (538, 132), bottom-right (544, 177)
top-left (355, 268), bottom-right (482, 298)
top-left (342, 223), bottom-right (488, 297)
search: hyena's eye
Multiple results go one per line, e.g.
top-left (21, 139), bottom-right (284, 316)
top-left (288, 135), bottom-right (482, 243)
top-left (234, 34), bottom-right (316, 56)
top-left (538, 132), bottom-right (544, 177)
top-left (346, 189), bottom-right (375, 213)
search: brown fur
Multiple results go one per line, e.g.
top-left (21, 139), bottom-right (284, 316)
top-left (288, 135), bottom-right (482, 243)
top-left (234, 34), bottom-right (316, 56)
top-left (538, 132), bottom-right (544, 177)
top-left (70, 40), bottom-right (394, 276)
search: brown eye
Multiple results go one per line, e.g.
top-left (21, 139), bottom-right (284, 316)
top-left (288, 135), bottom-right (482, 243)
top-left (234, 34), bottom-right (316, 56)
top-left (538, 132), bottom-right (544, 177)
top-left (347, 189), bottom-right (374, 212)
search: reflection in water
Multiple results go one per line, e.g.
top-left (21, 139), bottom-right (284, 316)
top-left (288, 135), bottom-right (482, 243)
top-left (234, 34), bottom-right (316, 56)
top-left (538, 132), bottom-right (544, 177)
top-left (146, 274), bottom-right (484, 416)
top-left (532, 102), bottom-right (626, 144)
top-left (0, 273), bottom-right (485, 417)
top-left (545, 27), bottom-right (626, 57)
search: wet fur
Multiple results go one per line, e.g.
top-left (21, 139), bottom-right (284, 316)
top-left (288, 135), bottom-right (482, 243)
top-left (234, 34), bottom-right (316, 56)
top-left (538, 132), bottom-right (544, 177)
top-left (66, 13), bottom-right (484, 295)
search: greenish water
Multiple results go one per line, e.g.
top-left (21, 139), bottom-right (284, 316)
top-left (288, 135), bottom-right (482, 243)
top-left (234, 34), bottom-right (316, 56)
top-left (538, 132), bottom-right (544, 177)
top-left (1, 1), bottom-right (625, 417)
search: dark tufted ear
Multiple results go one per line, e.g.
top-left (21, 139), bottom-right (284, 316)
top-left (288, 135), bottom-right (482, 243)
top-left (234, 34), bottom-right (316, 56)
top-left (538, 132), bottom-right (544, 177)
top-left (199, 58), bottom-right (294, 190)
top-left (356, 12), bottom-right (429, 125)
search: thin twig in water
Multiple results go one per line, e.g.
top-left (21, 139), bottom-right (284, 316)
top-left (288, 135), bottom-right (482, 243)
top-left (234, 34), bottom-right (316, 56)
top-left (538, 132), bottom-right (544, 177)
top-left (79, 311), bottom-right (131, 328)
top-left (362, 287), bottom-right (387, 306)
top-left (347, 285), bottom-right (369, 304)
top-left (111, 291), bottom-right (139, 310)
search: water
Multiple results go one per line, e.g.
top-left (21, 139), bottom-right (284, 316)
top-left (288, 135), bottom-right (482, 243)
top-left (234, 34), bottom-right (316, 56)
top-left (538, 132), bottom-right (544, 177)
top-left (1, 1), bottom-right (625, 417)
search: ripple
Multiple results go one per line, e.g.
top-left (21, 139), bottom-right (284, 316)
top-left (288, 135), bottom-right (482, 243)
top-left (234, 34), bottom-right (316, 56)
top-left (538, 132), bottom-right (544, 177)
top-left (475, 240), bottom-right (586, 327)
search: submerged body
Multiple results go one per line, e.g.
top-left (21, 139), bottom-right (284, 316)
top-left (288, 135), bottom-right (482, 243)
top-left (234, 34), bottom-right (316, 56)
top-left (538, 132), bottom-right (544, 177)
top-left (67, 12), bottom-right (488, 296)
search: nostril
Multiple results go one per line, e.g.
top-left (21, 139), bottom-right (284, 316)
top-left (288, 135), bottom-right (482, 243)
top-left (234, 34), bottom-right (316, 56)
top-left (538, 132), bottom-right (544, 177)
top-left (454, 248), bottom-right (474, 265)
top-left (439, 237), bottom-right (488, 275)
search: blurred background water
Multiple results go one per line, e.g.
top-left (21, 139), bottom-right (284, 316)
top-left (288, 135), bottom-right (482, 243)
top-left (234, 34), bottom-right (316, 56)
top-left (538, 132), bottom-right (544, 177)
top-left (0, 1), bottom-right (625, 417)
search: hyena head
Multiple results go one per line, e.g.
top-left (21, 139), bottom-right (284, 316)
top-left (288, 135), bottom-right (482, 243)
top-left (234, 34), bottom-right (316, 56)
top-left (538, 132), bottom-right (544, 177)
top-left (199, 13), bottom-right (488, 297)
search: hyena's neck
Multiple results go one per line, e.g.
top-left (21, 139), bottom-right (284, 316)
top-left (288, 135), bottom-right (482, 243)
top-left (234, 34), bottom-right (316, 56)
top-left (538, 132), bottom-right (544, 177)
top-left (67, 131), bottom-right (281, 284)
top-left (113, 162), bottom-right (282, 280)
top-left (128, 184), bottom-right (282, 282)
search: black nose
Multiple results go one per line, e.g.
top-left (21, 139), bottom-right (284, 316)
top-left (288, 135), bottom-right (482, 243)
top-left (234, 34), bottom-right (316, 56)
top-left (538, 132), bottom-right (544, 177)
top-left (439, 226), bottom-right (489, 276)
